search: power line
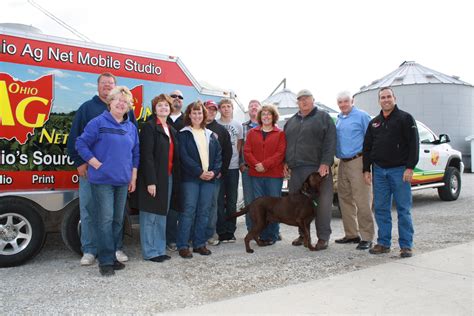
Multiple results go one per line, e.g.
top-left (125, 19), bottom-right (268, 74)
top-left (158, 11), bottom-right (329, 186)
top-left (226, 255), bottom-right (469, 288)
top-left (27, 0), bottom-right (93, 42)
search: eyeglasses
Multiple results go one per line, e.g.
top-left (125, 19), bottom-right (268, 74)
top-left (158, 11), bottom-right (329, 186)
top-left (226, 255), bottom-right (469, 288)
top-left (170, 94), bottom-right (184, 100)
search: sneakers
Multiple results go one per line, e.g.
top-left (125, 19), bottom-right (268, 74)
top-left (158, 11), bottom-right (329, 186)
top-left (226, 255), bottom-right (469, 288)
top-left (224, 236), bottom-right (236, 243)
top-left (369, 244), bottom-right (391, 254)
top-left (400, 248), bottom-right (413, 258)
top-left (167, 243), bottom-right (178, 251)
top-left (115, 250), bottom-right (129, 262)
top-left (207, 238), bottom-right (220, 246)
top-left (219, 233), bottom-right (236, 243)
top-left (80, 253), bottom-right (96, 266)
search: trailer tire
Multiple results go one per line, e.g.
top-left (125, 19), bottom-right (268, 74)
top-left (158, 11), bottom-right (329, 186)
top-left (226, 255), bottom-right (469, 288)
top-left (61, 203), bottom-right (82, 255)
top-left (0, 198), bottom-right (46, 268)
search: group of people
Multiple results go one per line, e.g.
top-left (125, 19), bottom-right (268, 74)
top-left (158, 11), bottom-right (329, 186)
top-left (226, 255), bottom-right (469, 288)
top-left (67, 72), bottom-right (419, 277)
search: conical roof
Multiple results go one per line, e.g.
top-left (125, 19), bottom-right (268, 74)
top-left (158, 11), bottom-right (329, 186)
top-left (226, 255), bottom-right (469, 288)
top-left (263, 88), bottom-right (297, 109)
top-left (263, 88), bottom-right (336, 113)
top-left (357, 61), bottom-right (472, 94)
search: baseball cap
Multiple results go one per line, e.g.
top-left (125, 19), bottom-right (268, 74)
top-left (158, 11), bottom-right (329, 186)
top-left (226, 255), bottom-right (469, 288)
top-left (296, 89), bottom-right (313, 99)
top-left (204, 100), bottom-right (218, 109)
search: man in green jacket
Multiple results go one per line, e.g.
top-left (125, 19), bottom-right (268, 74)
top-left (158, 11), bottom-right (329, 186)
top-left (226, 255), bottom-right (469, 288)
top-left (284, 89), bottom-right (336, 251)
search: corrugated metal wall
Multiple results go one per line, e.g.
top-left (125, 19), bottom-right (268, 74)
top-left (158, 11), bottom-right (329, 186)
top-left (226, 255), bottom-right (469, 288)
top-left (354, 84), bottom-right (474, 169)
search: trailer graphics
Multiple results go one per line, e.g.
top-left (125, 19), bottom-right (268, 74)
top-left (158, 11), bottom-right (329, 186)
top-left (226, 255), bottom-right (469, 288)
top-left (1, 29), bottom-right (241, 267)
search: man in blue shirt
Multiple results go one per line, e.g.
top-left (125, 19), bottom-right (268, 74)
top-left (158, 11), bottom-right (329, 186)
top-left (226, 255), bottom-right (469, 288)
top-left (334, 91), bottom-right (374, 250)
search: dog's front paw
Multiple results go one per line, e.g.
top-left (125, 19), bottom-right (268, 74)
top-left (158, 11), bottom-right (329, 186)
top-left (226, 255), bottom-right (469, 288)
top-left (246, 249), bottom-right (254, 254)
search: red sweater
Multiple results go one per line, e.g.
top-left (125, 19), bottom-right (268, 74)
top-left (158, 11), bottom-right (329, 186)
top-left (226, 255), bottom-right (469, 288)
top-left (244, 126), bottom-right (286, 178)
top-left (156, 118), bottom-right (174, 175)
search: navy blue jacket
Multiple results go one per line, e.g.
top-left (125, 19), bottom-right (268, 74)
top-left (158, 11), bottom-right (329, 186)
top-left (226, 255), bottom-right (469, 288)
top-left (67, 95), bottom-right (137, 167)
top-left (178, 126), bottom-right (222, 182)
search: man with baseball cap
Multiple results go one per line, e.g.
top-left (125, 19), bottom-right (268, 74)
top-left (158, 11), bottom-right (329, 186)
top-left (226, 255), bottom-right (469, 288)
top-left (284, 89), bottom-right (336, 251)
top-left (204, 100), bottom-right (232, 246)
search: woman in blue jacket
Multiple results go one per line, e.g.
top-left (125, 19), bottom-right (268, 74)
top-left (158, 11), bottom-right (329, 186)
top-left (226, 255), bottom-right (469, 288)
top-left (177, 101), bottom-right (221, 259)
top-left (76, 86), bottom-right (139, 276)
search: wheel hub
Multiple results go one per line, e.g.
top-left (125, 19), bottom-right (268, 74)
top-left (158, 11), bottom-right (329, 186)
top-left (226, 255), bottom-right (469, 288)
top-left (450, 176), bottom-right (458, 194)
top-left (0, 224), bottom-right (19, 241)
top-left (0, 213), bottom-right (33, 255)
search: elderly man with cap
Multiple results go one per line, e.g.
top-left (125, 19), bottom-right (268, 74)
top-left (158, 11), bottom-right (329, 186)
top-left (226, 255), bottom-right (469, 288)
top-left (283, 89), bottom-right (336, 250)
top-left (204, 100), bottom-right (233, 246)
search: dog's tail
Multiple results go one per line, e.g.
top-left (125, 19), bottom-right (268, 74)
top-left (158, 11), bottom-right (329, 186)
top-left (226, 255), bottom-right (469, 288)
top-left (225, 205), bottom-right (251, 220)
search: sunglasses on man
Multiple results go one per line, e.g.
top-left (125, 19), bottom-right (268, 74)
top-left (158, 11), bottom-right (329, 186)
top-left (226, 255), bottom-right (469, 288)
top-left (170, 94), bottom-right (184, 100)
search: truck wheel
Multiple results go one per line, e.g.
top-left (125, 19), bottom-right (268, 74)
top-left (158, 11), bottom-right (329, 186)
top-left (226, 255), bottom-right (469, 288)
top-left (437, 167), bottom-right (461, 201)
top-left (61, 203), bottom-right (82, 255)
top-left (0, 198), bottom-right (46, 267)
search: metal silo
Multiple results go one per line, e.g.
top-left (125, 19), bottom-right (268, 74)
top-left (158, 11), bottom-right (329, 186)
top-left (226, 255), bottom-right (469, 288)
top-left (354, 61), bottom-right (473, 170)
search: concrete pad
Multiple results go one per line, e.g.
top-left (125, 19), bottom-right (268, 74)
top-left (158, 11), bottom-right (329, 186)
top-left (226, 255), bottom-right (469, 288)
top-left (395, 242), bottom-right (473, 276)
top-left (169, 242), bottom-right (473, 315)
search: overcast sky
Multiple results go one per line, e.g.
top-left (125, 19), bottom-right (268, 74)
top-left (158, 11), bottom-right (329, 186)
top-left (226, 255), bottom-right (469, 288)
top-left (2, 0), bottom-right (473, 110)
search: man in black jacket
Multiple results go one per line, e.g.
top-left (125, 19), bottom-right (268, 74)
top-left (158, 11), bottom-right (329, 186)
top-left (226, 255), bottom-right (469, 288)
top-left (204, 100), bottom-right (233, 245)
top-left (363, 87), bottom-right (419, 258)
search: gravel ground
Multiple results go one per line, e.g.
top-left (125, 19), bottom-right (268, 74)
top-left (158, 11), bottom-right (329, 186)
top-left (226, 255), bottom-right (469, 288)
top-left (2, 174), bottom-right (473, 314)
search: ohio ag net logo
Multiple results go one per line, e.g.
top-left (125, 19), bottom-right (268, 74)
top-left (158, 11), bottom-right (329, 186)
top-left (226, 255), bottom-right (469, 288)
top-left (0, 73), bottom-right (53, 144)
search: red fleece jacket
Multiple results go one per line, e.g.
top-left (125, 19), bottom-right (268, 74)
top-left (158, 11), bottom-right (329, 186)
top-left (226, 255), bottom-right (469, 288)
top-left (244, 126), bottom-right (286, 178)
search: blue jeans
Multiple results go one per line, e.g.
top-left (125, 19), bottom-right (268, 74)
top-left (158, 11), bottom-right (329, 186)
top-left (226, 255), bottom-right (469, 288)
top-left (78, 177), bottom-right (96, 255)
top-left (91, 184), bottom-right (128, 266)
top-left (216, 168), bottom-right (239, 236)
top-left (140, 176), bottom-right (172, 259)
top-left (206, 178), bottom-right (221, 240)
top-left (251, 177), bottom-right (283, 242)
top-left (177, 180), bottom-right (215, 249)
top-left (373, 164), bottom-right (414, 249)
top-left (241, 168), bottom-right (254, 231)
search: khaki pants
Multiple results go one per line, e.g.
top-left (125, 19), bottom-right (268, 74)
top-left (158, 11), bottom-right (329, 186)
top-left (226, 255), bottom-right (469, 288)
top-left (337, 156), bottom-right (374, 241)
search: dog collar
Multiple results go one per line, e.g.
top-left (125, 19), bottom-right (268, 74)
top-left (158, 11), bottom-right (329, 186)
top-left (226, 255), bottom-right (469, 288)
top-left (302, 190), bottom-right (318, 207)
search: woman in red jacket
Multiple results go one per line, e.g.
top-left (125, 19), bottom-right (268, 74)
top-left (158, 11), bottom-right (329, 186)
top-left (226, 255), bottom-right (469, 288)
top-left (244, 104), bottom-right (287, 245)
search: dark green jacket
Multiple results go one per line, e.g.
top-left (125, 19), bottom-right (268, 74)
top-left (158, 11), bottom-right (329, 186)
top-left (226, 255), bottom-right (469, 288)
top-left (284, 107), bottom-right (336, 169)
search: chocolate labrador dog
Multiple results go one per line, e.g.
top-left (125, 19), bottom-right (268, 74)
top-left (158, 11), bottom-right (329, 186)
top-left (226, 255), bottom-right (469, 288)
top-left (230, 172), bottom-right (324, 253)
